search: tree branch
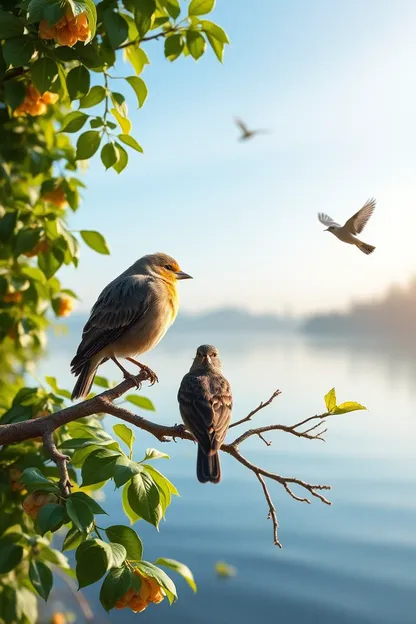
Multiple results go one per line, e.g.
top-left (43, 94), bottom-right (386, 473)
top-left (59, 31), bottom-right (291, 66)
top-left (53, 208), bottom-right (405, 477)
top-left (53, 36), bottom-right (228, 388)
top-left (116, 27), bottom-right (177, 50)
top-left (0, 377), bottom-right (339, 546)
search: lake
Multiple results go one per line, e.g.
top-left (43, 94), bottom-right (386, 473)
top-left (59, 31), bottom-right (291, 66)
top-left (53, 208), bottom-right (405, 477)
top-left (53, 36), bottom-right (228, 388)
top-left (37, 323), bottom-right (416, 623)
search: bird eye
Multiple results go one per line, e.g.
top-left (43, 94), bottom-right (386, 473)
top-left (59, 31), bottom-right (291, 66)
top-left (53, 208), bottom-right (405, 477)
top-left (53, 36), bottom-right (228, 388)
top-left (165, 264), bottom-right (173, 271)
top-left (212, 353), bottom-right (217, 357)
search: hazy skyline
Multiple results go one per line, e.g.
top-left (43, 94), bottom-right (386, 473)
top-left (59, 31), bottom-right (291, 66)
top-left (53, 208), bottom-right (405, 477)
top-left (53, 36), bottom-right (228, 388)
top-left (60, 0), bottom-right (416, 315)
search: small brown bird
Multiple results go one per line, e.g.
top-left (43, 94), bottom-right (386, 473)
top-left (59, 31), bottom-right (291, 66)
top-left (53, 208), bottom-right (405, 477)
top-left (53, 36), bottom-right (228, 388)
top-left (71, 252), bottom-right (192, 399)
top-left (178, 345), bottom-right (232, 484)
top-left (234, 117), bottom-right (270, 141)
top-left (318, 198), bottom-right (376, 255)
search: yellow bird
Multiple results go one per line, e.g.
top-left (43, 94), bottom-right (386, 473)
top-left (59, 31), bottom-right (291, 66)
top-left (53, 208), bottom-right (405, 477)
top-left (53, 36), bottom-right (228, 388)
top-left (71, 252), bottom-right (192, 399)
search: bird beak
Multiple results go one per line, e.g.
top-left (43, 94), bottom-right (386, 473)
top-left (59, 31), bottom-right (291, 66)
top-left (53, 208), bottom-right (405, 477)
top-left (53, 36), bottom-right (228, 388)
top-left (176, 271), bottom-right (193, 280)
top-left (324, 228), bottom-right (329, 232)
top-left (201, 355), bottom-right (210, 364)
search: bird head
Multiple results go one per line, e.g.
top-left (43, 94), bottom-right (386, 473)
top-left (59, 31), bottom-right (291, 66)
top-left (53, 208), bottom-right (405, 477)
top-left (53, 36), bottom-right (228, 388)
top-left (142, 253), bottom-right (192, 282)
top-left (325, 226), bottom-right (335, 233)
top-left (191, 344), bottom-right (222, 370)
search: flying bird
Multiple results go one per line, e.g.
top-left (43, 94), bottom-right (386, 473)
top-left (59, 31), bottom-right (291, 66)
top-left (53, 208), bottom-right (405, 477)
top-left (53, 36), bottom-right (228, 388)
top-left (178, 345), bottom-right (232, 484)
top-left (318, 198), bottom-right (376, 255)
top-left (234, 117), bottom-right (269, 141)
top-left (70, 252), bottom-right (192, 399)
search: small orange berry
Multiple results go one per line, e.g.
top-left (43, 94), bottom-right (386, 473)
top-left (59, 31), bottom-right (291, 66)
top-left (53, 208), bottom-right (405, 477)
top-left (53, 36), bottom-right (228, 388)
top-left (51, 612), bottom-right (66, 624)
top-left (39, 20), bottom-right (57, 39)
top-left (43, 186), bottom-right (66, 208)
top-left (4, 291), bottom-right (22, 304)
top-left (128, 595), bottom-right (148, 613)
top-left (42, 91), bottom-right (59, 105)
top-left (55, 295), bottom-right (74, 318)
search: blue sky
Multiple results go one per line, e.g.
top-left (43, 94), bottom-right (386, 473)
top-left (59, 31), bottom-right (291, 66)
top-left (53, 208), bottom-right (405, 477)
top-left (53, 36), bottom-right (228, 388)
top-left (61, 0), bottom-right (416, 316)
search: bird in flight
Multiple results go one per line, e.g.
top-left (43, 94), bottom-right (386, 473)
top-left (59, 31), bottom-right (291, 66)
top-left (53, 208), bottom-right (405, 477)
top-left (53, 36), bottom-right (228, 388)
top-left (318, 198), bottom-right (376, 255)
top-left (234, 117), bottom-right (269, 141)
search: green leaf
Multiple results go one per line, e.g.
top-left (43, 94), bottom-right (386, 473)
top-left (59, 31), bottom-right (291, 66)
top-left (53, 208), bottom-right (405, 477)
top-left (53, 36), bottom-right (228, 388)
top-left (75, 539), bottom-right (112, 589)
top-left (114, 143), bottom-right (129, 173)
top-left (125, 394), bottom-right (155, 411)
top-left (101, 142), bottom-right (118, 170)
top-left (324, 387), bottom-right (337, 412)
top-left (205, 32), bottom-right (224, 62)
top-left (164, 34), bottom-right (184, 61)
top-left (0, 212), bottom-right (18, 242)
top-left (0, 10), bottom-right (24, 38)
top-left (20, 265), bottom-right (46, 283)
top-left (125, 76), bottom-right (147, 108)
top-left (70, 492), bottom-right (108, 515)
top-left (200, 19), bottom-right (229, 43)
top-left (135, 561), bottom-right (177, 603)
top-left (108, 542), bottom-right (127, 568)
top-left (100, 566), bottom-right (132, 612)
top-left (75, 130), bottom-right (101, 160)
top-left (332, 401), bottom-right (367, 415)
top-left (80, 230), bottom-right (110, 255)
top-left (113, 457), bottom-right (142, 488)
top-left (67, 65), bottom-right (90, 100)
top-left (113, 424), bottom-right (135, 454)
top-left (122, 482), bottom-right (141, 524)
top-left (118, 134), bottom-right (143, 153)
top-left (62, 526), bottom-right (83, 552)
top-left (14, 227), bottom-right (42, 256)
top-left (155, 558), bottom-right (196, 593)
top-left (38, 248), bottom-right (65, 279)
top-left (0, 539), bottom-right (23, 574)
top-left (188, 0), bottom-right (215, 16)
top-left (142, 465), bottom-right (171, 516)
top-left (105, 525), bottom-right (143, 561)
top-left (144, 448), bottom-right (169, 460)
top-left (103, 9), bottom-right (128, 48)
top-left (37, 504), bottom-right (66, 536)
top-left (144, 464), bottom-right (179, 496)
top-left (30, 58), bottom-right (58, 94)
top-left (37, 545), bottom-right (70, 569)
top-left (2, 36), bottom-right (35, 67)
top-left (79, 85), bottom-right (106, 108)
top-left (29, 561), bottom-right (53, 601)
top-left (20, 468), bottom-right (57, 492)
top-left (81, 448), bottom-right (120, 486)
top-left (66, 497), bottom-right (94, 533)
top-left (215, 561), bottom-right (236, 577)
top-left (3, 80), bottom-right (25, 110)
top-left (128, 472), bottom-right (161, 528)
top-left (186, 30), bottom-right (206, 60)
top-left (124, 45), bottom-right (149, 75)
top-left (60, 111), bottom-right (89, 133)
top-left (165, 0), bottom-right (180, 19)
top-left (94, 375), bottom-right (110, 388)
top-left (111, 108), bottom-right (132, 134)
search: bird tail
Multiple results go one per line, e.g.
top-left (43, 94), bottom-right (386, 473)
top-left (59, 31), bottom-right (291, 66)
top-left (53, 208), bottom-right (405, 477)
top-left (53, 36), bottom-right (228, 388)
top-left (357, 241), bottom-right (375, 255)
top-left (197, 446), bottom-right (221, 484)
top-left (71, 361), bottom-right (97, 400)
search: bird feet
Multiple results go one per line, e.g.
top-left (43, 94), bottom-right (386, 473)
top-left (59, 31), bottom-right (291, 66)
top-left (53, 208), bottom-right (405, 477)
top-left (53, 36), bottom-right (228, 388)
top-left (139, 364), bottom-right (159, 386)
top-left (123, 370), bottom-right (142, 389)
top-left (172, 423), bottom-right (187, 442)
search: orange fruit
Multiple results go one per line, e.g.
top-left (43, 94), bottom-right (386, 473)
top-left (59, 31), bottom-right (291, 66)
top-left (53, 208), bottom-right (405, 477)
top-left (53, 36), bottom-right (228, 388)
top-left (4, 291), bottom-right (22, 304)
top-left (55, 295), bottom-right (74, 318)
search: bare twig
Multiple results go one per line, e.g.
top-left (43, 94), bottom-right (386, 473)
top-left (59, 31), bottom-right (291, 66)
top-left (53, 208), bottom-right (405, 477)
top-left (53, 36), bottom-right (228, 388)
top-left (0, 376), bottom-right (342, 546)
top-left (116, 27), bottom-right (177, 50)
top-left (229, 390), bottom-right (282, 428)
top-left (256, 473), bottom-right (282, 548)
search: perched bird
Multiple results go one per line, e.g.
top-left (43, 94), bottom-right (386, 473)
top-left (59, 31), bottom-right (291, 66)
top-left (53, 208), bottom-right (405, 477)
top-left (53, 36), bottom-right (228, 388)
top-left (70, 253), bottom-right (192, 400)
top-left (178, 345), bottom-right (232, 484)
top-left (234, 117), bottom-right (269, 141)
top-left (318, 198), bottom-right (376, 255)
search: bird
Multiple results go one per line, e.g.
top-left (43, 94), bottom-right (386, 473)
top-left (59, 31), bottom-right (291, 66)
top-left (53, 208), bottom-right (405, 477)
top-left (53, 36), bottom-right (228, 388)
top-left (318, 198), bottom-right (376, 255)
top-left (234, 117), bottom-right (269, 141)
top-left (70, 252), bottom-right (192, 400)
top-left (177, 345), bottom-right (232, 484)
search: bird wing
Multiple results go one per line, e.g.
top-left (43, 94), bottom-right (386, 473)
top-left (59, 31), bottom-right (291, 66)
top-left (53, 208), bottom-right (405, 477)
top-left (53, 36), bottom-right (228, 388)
top-left (178, 373), bottom-right (232, 454)
top-left (235, 117), bottom-right (249, 133)
top-left (318, 212), bottom-right (340, 227)
top-left (70, 275), bottom-right (153, 370)
top-left (344, 198), bottom-right (376, 234)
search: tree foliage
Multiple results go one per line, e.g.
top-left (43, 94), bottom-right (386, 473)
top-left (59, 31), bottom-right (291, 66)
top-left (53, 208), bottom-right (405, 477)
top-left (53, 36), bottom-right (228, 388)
top-left (0, 0), bottom-right (227, 619)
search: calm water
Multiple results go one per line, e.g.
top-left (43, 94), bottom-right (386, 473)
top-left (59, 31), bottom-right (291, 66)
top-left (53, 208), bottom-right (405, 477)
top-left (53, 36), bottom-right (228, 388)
top-left (38, 324), bottom-right (416, 623)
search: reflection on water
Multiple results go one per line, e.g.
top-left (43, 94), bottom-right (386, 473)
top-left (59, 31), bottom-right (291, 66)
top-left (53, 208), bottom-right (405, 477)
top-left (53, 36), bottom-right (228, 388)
top-left (38, 326), bottom-right (416, 623)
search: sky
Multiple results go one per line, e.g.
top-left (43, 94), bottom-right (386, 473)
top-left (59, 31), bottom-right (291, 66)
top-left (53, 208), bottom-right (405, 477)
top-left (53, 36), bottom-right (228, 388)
top-left (61, 0), bottom-right (416, 316)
